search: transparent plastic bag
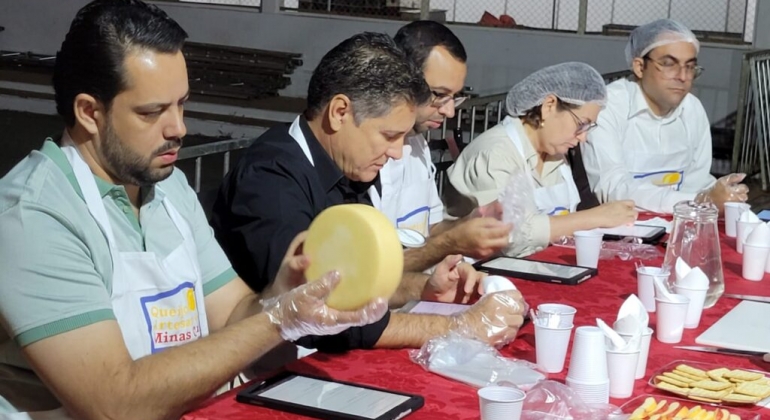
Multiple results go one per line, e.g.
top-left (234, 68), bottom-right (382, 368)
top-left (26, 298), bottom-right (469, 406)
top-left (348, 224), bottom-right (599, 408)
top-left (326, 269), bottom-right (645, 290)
top-left (500, 169), bottom-right (536, 248)
top-left (521, 380), bottom-right (619, 420)
top-left (552, 235), bottom-right (663, 261)
top-left (409, 333), bottom-right (545, 390)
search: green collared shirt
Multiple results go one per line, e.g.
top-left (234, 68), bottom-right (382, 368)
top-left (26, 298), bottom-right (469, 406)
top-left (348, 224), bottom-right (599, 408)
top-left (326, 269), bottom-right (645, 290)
top-left (0, 139), bottom-right (236, 352)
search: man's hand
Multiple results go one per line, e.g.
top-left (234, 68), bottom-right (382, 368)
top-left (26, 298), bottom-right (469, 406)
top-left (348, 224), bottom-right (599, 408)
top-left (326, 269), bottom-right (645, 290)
top-left (707, 173), bottom-right (749, 213)
top-left (444, 217), bottom-right (512, 259)
top-left (470, 200), bottom-right (504, 220)
top-left (264, 231), bottom-right (309, 299)
top-left (421, 255), bottom-right (486, 303)
top-left (450, 290), bottom-right (527, 347)
top-left (591, 200), bottom-right (638, 228)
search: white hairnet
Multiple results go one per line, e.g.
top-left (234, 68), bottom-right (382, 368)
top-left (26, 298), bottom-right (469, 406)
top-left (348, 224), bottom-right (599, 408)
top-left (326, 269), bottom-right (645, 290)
top-left (505, 62), bottom-right (607, 116)
top-left (625, 19), bottom-right (700, 67)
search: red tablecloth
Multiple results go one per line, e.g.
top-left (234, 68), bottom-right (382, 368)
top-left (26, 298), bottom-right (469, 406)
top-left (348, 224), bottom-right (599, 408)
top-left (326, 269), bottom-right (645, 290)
top-left (184, 226), bottom-right (770, 420)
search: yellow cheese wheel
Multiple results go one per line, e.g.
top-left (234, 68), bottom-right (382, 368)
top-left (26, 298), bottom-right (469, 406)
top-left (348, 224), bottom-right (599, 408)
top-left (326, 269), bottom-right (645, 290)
top-left (304, 204), bottom-right (403, 310)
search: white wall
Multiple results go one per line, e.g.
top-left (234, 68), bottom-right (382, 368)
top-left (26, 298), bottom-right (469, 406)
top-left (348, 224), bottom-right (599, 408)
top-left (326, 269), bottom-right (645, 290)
top-left (0, 0), bottom-right (756, 121)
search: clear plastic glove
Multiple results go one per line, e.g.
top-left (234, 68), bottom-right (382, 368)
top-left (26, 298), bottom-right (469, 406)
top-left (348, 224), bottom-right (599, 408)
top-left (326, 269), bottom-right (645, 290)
top-left (449, 290), bottom-right (527, 347)
top-left (261, 272), bottom-right (389, 342)
top-left (697, 173), bottom-right (749, 213)
top-left (422, 254), bottom-right (485, 304)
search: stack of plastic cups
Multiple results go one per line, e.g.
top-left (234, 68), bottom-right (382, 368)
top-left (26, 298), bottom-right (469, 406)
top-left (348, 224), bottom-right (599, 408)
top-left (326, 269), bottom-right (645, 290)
top-left (565, 326), bottom-right (610, 404)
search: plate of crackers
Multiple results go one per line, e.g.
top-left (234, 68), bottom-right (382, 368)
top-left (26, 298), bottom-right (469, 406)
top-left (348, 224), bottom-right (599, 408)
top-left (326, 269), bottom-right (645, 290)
top-left (649, 360), bottom-right (770, 405)
top-left (613, 394), bottom-right (759, 419)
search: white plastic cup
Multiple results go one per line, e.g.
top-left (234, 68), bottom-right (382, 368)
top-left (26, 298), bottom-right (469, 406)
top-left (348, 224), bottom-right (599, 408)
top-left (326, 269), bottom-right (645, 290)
top-left (743, 243), bottom-right (770, 281)
top-left (673, 284), bottom-right (708, 329)
top-left (618, 327), bottom-right (653, 379)
top-left (574, 230), bottom-right (603, 269)
top-left (724, 202), bottom-right (750, 238)
top-left (606, 349), bottom-right (641, 398)
top-left (567, 326), bottom-right (609, 383)
top-left (535, 323), bottom-right (573, 373)
top-left (736, 220), bottom-right (761, 254)
top-left (565, 377), bottom-right (610, 404)
top-left (537, 303), bottom-right (577, 327)
top-left (655, 295), bottom-right (690, 344)
top-left (478, 386), bottom-right (526, 420)
top-left (636, 266), bottom-right (668, 312)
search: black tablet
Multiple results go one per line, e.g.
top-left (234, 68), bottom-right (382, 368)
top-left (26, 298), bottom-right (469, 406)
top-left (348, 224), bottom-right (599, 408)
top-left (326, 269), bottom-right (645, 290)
top-left (236, 371), bottom-right (424, 420)
top-left (473, 256), bottom-right (597, 285)
top-left (599, 224), bottom-right (666, 244)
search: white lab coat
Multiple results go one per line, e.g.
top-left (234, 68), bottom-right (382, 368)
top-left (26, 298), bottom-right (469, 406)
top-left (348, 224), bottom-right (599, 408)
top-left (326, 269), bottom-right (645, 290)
top-left (582, 78), bottom-right (716, 214)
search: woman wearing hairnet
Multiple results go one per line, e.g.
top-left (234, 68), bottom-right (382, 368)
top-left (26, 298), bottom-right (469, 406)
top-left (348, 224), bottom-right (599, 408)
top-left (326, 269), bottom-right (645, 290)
top-left (443, 62), bottom-right (637, 257)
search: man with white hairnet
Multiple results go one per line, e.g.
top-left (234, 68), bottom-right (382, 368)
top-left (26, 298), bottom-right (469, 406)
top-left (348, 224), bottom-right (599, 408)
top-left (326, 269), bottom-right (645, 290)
top-left (445, 62), bottom-right (637, 257)
top-left (582, 19), bottom-right (749, 214)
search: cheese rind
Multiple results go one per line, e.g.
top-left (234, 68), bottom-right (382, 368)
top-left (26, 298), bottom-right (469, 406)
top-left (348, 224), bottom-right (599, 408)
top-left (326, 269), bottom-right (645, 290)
top-left (304, 204), bottom-right (404, 310)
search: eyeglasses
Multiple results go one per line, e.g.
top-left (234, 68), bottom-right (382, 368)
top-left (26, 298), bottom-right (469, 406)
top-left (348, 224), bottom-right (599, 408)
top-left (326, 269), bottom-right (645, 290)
top-left (565, 107), bottom-right (597, 135)
top-left (431, 90), bottom-right (468, 108)
top-left (644, 56), bottom-right (704, 80)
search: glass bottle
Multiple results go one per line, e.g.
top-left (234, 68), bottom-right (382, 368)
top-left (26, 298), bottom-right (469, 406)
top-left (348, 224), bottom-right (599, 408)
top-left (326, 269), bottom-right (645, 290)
top-left (662, 200), bottom-right (724, 308)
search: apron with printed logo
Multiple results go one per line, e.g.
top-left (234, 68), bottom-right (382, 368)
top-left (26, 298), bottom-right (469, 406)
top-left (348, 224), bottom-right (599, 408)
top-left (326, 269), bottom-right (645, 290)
top-left (3, 142), bottom-right (209, 419)
top-left (368, 141), bottom-right (436, 238)
top-left (503, 117), bottom-right (580, 216)
top-left (625, 118), bottom-right (690, 190)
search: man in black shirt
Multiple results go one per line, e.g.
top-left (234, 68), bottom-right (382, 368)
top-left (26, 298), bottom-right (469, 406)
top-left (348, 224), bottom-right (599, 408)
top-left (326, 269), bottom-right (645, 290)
top-left (211, 32), bottom-right (527, 352)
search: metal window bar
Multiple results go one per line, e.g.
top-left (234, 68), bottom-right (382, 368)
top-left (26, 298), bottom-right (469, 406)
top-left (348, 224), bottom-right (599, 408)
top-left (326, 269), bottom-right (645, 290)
top-left (732, 50), bottom-right (770, 191)
top-left (178, 138), bottom-right (254, 193)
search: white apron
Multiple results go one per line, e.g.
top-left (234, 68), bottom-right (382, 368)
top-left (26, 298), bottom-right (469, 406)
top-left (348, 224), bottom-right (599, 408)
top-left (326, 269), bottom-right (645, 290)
top-left (503, 117), bottom-right (580, 216)
top-left (368, 141), bottom-right (436, 238)
top-left (4, 143), bottom-right (210, 419)
top-left (625, 145), bottom-right (688, 190)
top-left (63, 142), bottom-right (209, 359)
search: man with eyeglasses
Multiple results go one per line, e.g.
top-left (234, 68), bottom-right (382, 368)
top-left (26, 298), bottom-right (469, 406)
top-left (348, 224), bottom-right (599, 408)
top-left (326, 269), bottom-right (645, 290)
top-left (371, 21), bottom-right (513, 272)
top-left (582, 19), bottom-right (749, 214)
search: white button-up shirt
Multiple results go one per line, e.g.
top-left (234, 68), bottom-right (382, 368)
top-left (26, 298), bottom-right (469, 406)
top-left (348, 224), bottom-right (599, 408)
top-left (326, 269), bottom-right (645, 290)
top-left (368, 133), bottom-right (444, 237)
top-left (582, 78), bottom-right (715, 214)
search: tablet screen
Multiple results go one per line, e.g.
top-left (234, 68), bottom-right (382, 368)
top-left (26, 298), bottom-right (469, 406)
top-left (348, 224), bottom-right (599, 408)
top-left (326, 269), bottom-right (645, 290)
top-left (480, 258), bottom-right (589, 278)
top-left (596, 225), bottom-right (663, 238)
top-left (256, 375), bottom-right (411, 419)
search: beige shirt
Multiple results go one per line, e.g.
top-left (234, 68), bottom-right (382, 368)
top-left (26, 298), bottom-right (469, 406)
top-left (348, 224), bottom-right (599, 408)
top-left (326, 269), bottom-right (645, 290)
top-left (444, 118), bottom-right (568, 256)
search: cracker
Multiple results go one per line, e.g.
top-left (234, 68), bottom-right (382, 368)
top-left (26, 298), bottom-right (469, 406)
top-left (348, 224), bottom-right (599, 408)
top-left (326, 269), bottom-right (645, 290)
top-left (689, 380), bottom-right (733, 391)
top-left (721, 393), bottom-right (761, 404)
top-left (724, 369), bottom-right (764, 382)
top-left (688, 387), bottom-right (731, 400)
top-left (689, 395), bottom-right (722, 404)
top-left (657, 375), bottom-right (690, 388)
top-left (707, 368), bottom-right (731, 383)
top-left (676, 364), bottom-right (708, 378)
top-left (664, 371), bottom-right (696, 383)
top-left (734, 381), bottom-right (770, 398)
top-left (674, 369), bottom-right (709, 381)
top-left (656, 380), bottom-right (690, 396)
